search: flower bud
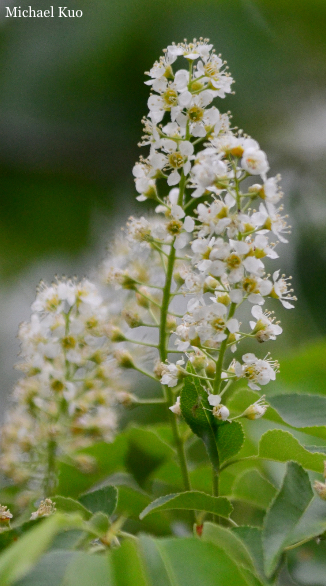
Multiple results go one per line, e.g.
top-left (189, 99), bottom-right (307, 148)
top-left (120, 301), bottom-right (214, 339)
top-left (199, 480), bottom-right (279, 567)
top-left (136, 286), bottom-right (151, 308)
top-left (114, 349), bottom-right (135, 369)
top-left (122, 310), bottom-right (142, 328)
top-left (108, 326), bottom-right (126, 343)
top-left (203, 276), bottom-right (219, 293)
top-left (212, 404), bottom-right (229, 421)
top-left (173, 269), bottom-right (185, 287)
top-left (243, 396), bottom-right (268, 420)
top-left (206, 360), bottom-right (216, 378)
top-left (73, 454), bottom-right (97, 474)
top-left (116, 391), bottom-right (137, 407)
top-left (166, 315), bottom-right (177, 332)
top-left (314, 481), bottom-right (326, 501)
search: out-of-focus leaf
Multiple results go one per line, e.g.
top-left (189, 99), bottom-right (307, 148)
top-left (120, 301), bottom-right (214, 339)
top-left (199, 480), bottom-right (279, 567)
top-left (233, 526), bottom-right (267, 584)
top-left (79, 485), bottom-right (118, 517)
top-left (58, 434), bottom-right (128, 497)
top-left (115, 485), bottom-right (171, 536)
top-left (262, 462), bottom-right (313, 578)
top-left (16, 550), bottom-right (112, 586)
top-left (139, 534), bottom-right (252, 586)
top-left (286, 496), bottom-right (326, 547)
top-left (125, 426), bottom-right (175, 488)
top-left (268, 394), bottom-right (326, 439)
top-left (287, 539), bottom-right (326, 586)
top-left (231, 469), bottom-right (277, 510)
top-left (139, 491), bottom-right (233, 520)
top-left (111, 538), bottom-right (150, 586)
top-left (275, 342), bottom-right (326, 396)
top-left (54, 496), bottom-right (92, 519)
top-left (0, 513), bottom-right (83, 586)
top-left (258, 430), bottom-right (325, 472)
top-left (85, 512), bottom-right (110, 538)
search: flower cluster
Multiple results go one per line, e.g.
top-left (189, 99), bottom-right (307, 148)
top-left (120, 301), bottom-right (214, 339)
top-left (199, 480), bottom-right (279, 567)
top-left (105, 38), bottom-right (295, 422)
top-left (0, 279), bottom-right (122, 494)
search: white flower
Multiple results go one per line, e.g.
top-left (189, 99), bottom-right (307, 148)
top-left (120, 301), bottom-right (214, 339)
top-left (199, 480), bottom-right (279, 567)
top-left (270, 270), bottom-right (295, 308)
top-left (241, 148), bottom-right (269, 180)
top-left (161, 359), bottom-right (185, 387)
top-left (235, 353), bottom-right (278, 391)
top-left (208, 394), bottom-right (221, 407)
top-left (250, 305), bottom-right (282, 342)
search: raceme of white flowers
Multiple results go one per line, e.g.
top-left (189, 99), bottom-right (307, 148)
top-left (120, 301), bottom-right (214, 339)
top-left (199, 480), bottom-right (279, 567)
top-left (108, 38), bottom-right (294, 419)
top-left (0, 39), bottom-right (295, 503)
top-left (0, 279), bottom-right (123, 499)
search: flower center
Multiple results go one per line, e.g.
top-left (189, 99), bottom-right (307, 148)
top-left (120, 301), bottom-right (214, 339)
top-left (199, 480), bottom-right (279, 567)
top-left (168, 152), bottom-right (184, 168)
top-left (163, 89), bottom-right (178, 108)
top-left (226, 254), bottom-right (242, 270)
top-left (188, 106), bottom-right (204, 122)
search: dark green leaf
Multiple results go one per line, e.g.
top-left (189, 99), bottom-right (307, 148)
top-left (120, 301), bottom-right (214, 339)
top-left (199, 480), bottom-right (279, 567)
top-left (79, 485), bottom-right (118, 517)
top-left (217, 420), bottom-right (245, 465)
top-left (180, 367), bottom-right (220, 471)
top-left (139, 491), bottom-right (233, 520)
top-left (262, 462), bottom-right (313, 578)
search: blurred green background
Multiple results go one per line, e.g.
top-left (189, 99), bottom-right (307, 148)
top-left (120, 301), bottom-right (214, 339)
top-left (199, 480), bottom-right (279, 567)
top-left (0, 0), bottom-right (326, 405)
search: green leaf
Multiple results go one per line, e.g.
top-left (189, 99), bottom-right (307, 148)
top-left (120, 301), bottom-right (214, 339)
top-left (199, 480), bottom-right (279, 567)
top-left (231, 469), bottom-right (277, 510)
top-left (139, 491), bottom-right (233, 520)
top-left (84, 512), bottom-right (110, 538)
top-left (262, 462), bottom-right (313, 578)
top-left (53, 496), bottom-right (92, 520)
top-left (202, 522), bottom-right (258, 574)
top-left (125, 426), bottom-right (175, 488)
top-left (233, 527), bottom-right (267, 584)
top-left (180, 368), bottom-right (220, 471)
top-left (269, 394), bottom-right (326, 439)
top-left (0, 513), bottom-right (83, 586)
top-left (58, 434), bottom-right (128, 498)
top-left (111, 538), bottom-right (150, 586)
top-left (139, 535), bottom-right (252, 586)
top-left (79, 485), bottom-right (118, 517)
top-left (16, 550), bottom-right (112, 586)
top-left (258, 430), bottom-right (325, 472)
top-left (217, 420), bottom-right (245, 465)
top-left (55, 551), bottom-right (112, 586)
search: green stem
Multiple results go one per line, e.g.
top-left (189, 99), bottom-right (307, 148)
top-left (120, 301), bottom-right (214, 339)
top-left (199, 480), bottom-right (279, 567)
top-left (212, 470), bottom-right (219, 523)
top-left (44, 438), bottom-right (57, 498)
top-left (213, 302), bottom-right (236, 393)
top-left (159, 173), bottom-right (192, 498)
